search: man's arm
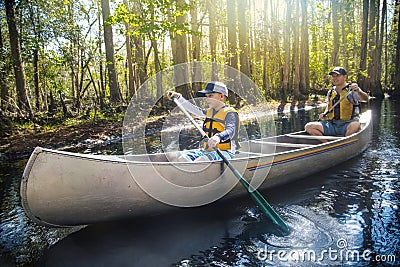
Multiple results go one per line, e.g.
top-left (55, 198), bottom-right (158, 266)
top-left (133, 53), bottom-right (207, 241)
top-left (350, 83), bottom-right (369, 102)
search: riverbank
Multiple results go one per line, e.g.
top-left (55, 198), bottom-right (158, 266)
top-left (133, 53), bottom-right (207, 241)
top-left (0, 100), bottom-right (322, 161)
top-left (0, 118), bottom-right (124, 161)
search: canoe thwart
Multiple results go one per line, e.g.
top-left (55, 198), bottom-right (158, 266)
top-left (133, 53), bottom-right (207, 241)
top-left (285, 134), bottom-right (343, 140)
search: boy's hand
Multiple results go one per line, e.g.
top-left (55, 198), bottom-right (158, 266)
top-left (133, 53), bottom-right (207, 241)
top-left (167, 91), bottom-right (181, 100)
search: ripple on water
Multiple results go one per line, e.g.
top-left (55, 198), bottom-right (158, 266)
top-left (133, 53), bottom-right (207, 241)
top-left (247, 205), bottom-right (368, 266)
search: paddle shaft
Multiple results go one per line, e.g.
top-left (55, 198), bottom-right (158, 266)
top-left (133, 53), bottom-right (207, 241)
top-left (172, 96), bottom-right (289, 232)
top-left (320, 85), bottom-right (352, 120)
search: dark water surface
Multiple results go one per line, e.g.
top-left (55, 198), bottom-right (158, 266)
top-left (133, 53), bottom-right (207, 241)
top-left (0, 99), bottom-right (399, 266)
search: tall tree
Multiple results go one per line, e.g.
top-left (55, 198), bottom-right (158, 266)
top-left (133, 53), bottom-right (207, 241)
top-left (208, 0), bottom-right (217, 64)
top-left (226, 0), bottom-right (240, 104)
top-left (208, 0), bottom-right (219, 80)
top-left (393, 0), bottom-right (400, 97)
top-left (123, 0), bottom-right (134, 99)
top-left (366, 0), bottom-right (383, 97)
top-left (0, 17), bottom-right (8, 110)
top-left (331, 0), bottom-right (339, 66)
top-left (97, 5), bottom-right (106, 109)
top-left (261, 0), bottom-right (269, 96)
top-left (148, 2), bottom-right (163, 98)
top-left (5, 0), bottom-right (32, 117)
top-left (131, 0), bottom-right (146, 98)
top-left (101, 0), bottom-right (121, 102)
top-left (341, 1), bottom-right (349, 70)
top-left (358, 0), bottom-right (369, 90)
top-left (279, 0), bottom-right (292, 111)
top-left (376, 0), bottom-right (386, 95)
top-left (227, 0), bottom-right (238, 70)
top-left (237, 0), bottom-right (251, 77)
top-left (172, 0), bottom-right (190, 98)
top-left (190, 3), bottom-right (202, 92)
top-left (291, 0), bottom-right (300, 109)
top-left (27, 0), bottom-right (42, 111)
top-left (299, 0), bottom-right (310, 104)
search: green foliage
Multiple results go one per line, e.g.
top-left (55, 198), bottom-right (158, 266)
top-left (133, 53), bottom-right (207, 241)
top-left (111, 0), bottom-right (193, 40)
top-left (0, 0), bottom-right (398, 126)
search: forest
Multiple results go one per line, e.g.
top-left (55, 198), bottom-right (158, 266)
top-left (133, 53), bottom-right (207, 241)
top-left (0, 0), bottom-right (400, 130)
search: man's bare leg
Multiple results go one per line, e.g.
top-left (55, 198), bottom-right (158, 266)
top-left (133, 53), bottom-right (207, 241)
top-left (345, 121), bottom-right (361, 136)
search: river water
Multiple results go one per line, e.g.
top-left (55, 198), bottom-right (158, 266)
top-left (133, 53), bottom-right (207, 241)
top-left (0, 99), bottom-right (398, 266)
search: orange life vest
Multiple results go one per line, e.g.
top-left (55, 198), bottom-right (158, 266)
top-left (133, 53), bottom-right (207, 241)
top-left (202, 106), bottom-right (239, 151)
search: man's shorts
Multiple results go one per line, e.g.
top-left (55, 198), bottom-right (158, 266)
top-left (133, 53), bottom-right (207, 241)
top-left (321, 120), bottom-right (354, 136)
top-left (181, 149), bottom-right (234, 161)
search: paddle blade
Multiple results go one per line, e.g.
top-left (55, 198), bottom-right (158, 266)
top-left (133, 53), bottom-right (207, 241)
top-left (248, 189), bottom-right (290, 233)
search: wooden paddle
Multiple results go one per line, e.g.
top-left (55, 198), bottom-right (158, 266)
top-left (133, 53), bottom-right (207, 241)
top-left (172, 96), bottom-right (289, 233)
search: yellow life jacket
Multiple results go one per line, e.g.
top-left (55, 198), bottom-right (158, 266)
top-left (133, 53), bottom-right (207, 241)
top-left (327, 86), bottom-right (359, 121)
top-left (203, 106), bottom-right (239, 151)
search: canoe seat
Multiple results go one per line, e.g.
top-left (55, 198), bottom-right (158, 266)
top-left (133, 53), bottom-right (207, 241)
top-left (250, 140), bottom-right (313, 148)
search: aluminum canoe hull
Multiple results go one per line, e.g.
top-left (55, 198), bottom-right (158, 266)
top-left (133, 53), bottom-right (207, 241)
top-left (20, 111), bottom-right (372, 227)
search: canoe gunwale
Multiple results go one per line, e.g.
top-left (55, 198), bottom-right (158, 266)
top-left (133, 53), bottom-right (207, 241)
top-left (20, 112), bottom-right (372, 167)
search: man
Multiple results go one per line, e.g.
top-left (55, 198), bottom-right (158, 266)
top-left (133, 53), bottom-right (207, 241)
top-left (305, 67), bottom-right (369, 137)
top-left (167, 81), bottom-right (240, 161)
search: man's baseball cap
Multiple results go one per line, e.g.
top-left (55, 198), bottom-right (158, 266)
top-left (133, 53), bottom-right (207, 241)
top-left (195, 81), bottom-right (228, 97)
top-left (329, 67), bottom-right (347, 75)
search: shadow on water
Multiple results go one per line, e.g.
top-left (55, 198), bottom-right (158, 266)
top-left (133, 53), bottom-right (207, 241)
top-left (1, 99), bottom-right (399, 266)
top-left (39, 204), bottom-right (251, 267)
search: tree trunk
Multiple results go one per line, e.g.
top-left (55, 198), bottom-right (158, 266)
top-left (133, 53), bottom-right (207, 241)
top-left (123, 0), bottom-right (135, 99)
top-left (375, 0), bottom-right (386, 98)
top-left (190, 5), bottom-right (202, 92)
top-left (132, 0), bottom-right (147, 99)
top-left (0, 19), bottom-right (8, 110)
top-left (299, 0), bottom-right (310, 105)
top-left (101, 0), bottom-right (121, 103)
top-left (33, 49), bottom-right (40, 111)
top-left (366, 0), bottom-right (383, 97)
top-left (341, 1), bottom-right (349, 70)
top-left (226, 0), bottom-right (240, 104)
top-left (208, 0), bottom-right (217, 64)
top-left (5, 0), bottom-right (32, 117)
top-left (172, 0), bottom-right (190, 98)
top-left (262, 0), bottom-right (269, 96)
top-left (331, 0), bottom-right (340, 66)
top-left (237, 0), bottom-right (251, 77)
top-left (366, 0), bottom-right (376, 94)
top-left (97, 5), bottom-right (106, 108)
top-left (208, 0), bottom-right (219, 80)
top-left (280, 0), bottom-right (292, 112)
top-left (291, 0), bottom-right (300, 109)
top-left (135, 36), bottom-right (147, 96)
top-left (358, 0), bottom-right (369, 90)
top-left (393, 0), bottom-right (400, 97)
top-left (28, 3), bottom-right (41, 111)
top-left (227, 0), bottom-right (238, 70)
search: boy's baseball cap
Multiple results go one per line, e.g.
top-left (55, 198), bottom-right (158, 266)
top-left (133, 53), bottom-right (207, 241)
top-left (195, 81), bottom-right (228, 97)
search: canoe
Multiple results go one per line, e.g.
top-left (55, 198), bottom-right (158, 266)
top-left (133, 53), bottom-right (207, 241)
top-left (20, 110), bottom-right (372, 227)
